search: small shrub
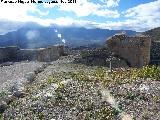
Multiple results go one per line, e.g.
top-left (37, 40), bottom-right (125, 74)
top-left (110, 65), bottom-right (160, 82)
top-left (0, 91), bottom-right (7, 98)
top-left (47, 75), bottom-right (60, 85)
top-left (95, 107), bottom-right (117, 120)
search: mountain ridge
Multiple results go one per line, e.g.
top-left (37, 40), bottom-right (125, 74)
top-left (0, 25), bottom-right (137, 49)
top-left (143, 27), bottom-right (160, 41)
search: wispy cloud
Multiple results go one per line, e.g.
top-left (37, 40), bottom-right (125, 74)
top-left (123, 0), bottom-right (160, 31)
top-left (0, 20), bottom-right (24, 35)
top-left (35, 9), bottom-right (49, 16)
top-left (0, 0), bottom-right (36, 21)
top-left (43, 0), bottom-right (120, 18)
top-left (124, 0), bottom-right (160, 19)
top-left (101, 0), bottom-right (120, 8)
top-left (90, 0), bottom-right (160, 31)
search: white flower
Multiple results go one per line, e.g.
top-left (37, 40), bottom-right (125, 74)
top-left (120, 112), bottom-right (133, 120)
top-left (45, 92), bottom-right (52, 97)
top-left (139, 84), bottom-right (149, 91)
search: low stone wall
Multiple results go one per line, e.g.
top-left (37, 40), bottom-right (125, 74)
top-left (0, 46), bottom-right (19, 63)
top-left (0, 45), bottom-right (64, 63)
top-left (106, 34), bottom-right (151, 68)
top-left (37, 46), bottom-right (60, 62)
top-left (17, 49), bottom-right (37, 61)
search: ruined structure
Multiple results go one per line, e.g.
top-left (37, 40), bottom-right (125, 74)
top-left (106, 33), bottom-right (151, 67)
top-left (150, 41), bottom-right (160, 65)
top-left (0, 46), bottom-right (19, 62)
top-left (0, 45), bottom-right (64, 63)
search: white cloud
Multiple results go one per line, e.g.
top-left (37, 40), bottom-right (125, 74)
top-left (0, 0), bottom-right (36, 21)
top-left (43, 0), bottom-right (120, 18)
top-left (0, 16), bottom-right (156, 35)
top-left (35, 9), bottom-right (49, 16)
top-left (0, 0), bottom-right (50, 25)
top-left (123, 0), bottom-right (160, 31)
top-left (96, 20), bottom-right (142, 31)
top-left (101, 0), bottom-right (120, 7)
top-left (0, 20), bottom-right (24, 35)
top-left (51, 17), bottom-right (75, 26)
top-left (0, 0), bottom-right (120, 33)
top-left (0, 0), bottom-right (160, 34)
top-left (95, 9), bottom-right (120, 18)
top-left (51, 17), bottom-right (159, 32)
top-left (124, 0), bottom-right (160, 19)
top-left (58, 1), bottom-right (99, 17)
top-left (49, 17), bottom-right (135, 31)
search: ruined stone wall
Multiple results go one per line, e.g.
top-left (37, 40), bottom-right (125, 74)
top-left (106, 34), bottom-right (151, 67)
top-left (150, 41), bottom-right (160, 65)
top-left (37, 45), bottom-right (62, 62)
top-left (17, 49), bottom-right (37, 61)
top-left (0, 46), bottom-right (19, 63)
top-left (0, 45), bottom-right (64, 63)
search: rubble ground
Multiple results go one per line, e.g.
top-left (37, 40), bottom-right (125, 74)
top-left (0, 56), bottom-right (160, 120)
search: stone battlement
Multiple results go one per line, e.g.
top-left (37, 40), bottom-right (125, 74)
top-left (0, 45), bottom-right (64, 63)
top-left (106, 34), bottom-right (151, 68)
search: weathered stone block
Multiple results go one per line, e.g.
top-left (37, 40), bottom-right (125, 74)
top-left (106, 34), bottom-right (151, 67)
top-left (0, 101), bottom-right (8, 113)
top-left (0, 46), bottom-right (19, 63)
top-left (24, 72), bottom-right (36, 83)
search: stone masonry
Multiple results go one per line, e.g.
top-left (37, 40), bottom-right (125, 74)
top-left (106, 33), bottom-right (151, 68)
top-left (0, 45), bottom-right (64, 63)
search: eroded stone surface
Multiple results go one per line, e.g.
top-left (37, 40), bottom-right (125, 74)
top-left (106, 34), bottom-right (151, 67)
top-left (0, 45), bottom-right (64, 63)
top-left (0, 101), bottom-right (8, 113)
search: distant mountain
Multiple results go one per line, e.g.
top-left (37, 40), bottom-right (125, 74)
top-left (143, 27), bottom-right (160, 41)
top-left (0, 25), bottom-right (137, 49)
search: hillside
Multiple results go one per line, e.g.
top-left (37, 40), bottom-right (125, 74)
top-left (144, 27), bottom-right (160, 41)
top-left (142, 27), bottom-right (160, 64)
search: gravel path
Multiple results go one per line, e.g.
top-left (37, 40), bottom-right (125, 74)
top-left (0, 61), bottom-right (44, 87)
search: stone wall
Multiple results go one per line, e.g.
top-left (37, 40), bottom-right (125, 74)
top-left (0, 46), bottom-right (19, 63)
top-left (150, 41), bottom-right (160, 65)
top-left (17, 49), bottom-right (37, 61)
top-left (106, 34), bottom-right (151, 67)
top-left (0, 45), bottom-right (64, 63)
top-left (37, 45), bottom-right (62, 62)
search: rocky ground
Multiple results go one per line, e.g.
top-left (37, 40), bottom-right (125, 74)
top-left (0, 56), bottom-right (160, 120)
top-left (0, 61), bottom-right (45, 85)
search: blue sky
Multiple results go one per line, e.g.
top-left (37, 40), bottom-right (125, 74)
top-left (0, 0), bottom-right (160, 34)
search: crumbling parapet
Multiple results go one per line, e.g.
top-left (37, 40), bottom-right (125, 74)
top-left (106, 33), bottom-right (151, 68)
top-left (0, 45), bottom-right (64, 63)
top-left (37, 45), bottom-right (62, 62)
top-left (0, 46), bottom-right (19, 63)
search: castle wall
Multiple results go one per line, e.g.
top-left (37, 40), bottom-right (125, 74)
top-left (17, 49), bottom-right (37, 61)
top-left (0, 46), bottom-right (19, 63)
top-left (106, 34), bottom-right (151, 68)
top-left (150, 41), bottom-right (160, 65)
top-left (37, 45), bottom-right (61, 62)
top-left (0, 45), bottom-right (64, 63)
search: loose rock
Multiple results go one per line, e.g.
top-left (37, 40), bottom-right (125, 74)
top-left (0, 101), bottom-right (8, 113)
top-left (24, 72), bottom-right (36, 83)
